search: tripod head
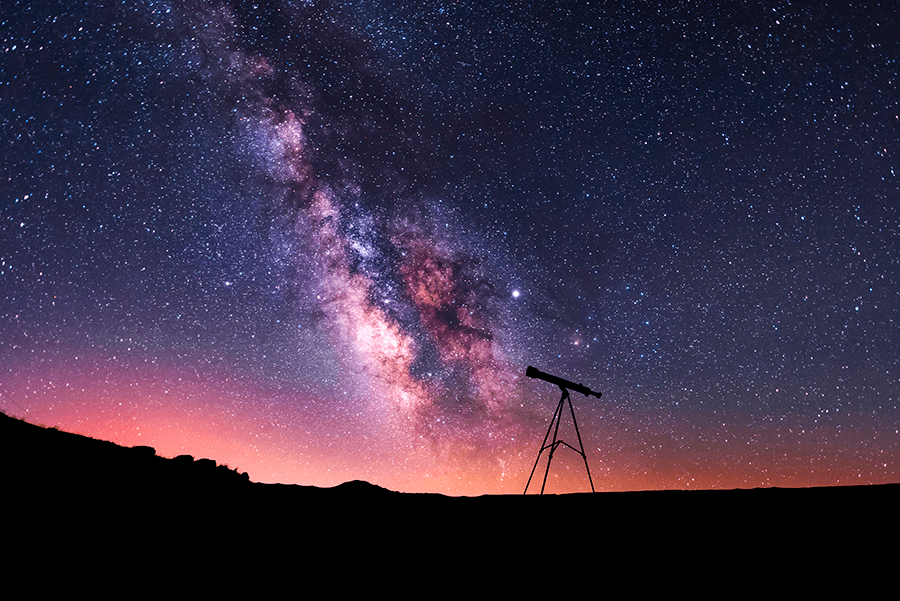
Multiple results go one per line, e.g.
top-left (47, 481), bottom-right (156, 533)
top-left (526, 366), bottom-right (602, 398)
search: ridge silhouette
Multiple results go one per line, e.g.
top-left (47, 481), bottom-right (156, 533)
top-left (3, 409), bottom-right (896, 581)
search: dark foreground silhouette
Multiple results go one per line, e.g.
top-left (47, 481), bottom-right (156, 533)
top-left (3, 410), bottom-right (897, 582)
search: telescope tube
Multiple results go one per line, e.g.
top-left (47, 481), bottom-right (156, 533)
top-left (526, 366), bottom-right (601, 398)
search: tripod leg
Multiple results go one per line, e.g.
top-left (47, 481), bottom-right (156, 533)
top-left (539, 391), bottom-right (567, 495)
top-left (567, 393), bottom-right (595, 493)
top-left (524, 392), bottom-right (565, 494)
top-left (524, 395), bottom-right (560, 494)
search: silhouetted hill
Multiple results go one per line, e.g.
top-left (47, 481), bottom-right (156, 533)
top-left (3, 410), bottom-right (897, 583)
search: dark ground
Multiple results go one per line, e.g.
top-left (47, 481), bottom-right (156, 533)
top-left (2, 410), bottom-right (895, 589)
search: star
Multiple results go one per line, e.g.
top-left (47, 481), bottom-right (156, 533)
top-left (1, 0), bottom-right (897, 495)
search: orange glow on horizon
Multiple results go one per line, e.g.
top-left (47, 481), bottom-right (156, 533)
top-left (3, 353), bottom-right (899, 496)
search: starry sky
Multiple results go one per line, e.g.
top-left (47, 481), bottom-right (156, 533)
top-left (2, 0), bottom-right (898, 495)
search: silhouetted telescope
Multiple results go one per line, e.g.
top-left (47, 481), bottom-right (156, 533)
top-left (524, 366), bottom-right (600, 494)
top-left (526, 366), bottom-right (601, 398)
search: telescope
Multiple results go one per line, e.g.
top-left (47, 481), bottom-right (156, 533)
top-left (526, 366), bottom-right (601, 399)
top-left (523, 365), bottom-right (601, 494)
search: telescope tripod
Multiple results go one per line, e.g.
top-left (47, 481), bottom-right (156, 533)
top-left (524, 386), bottom-right (595, 495)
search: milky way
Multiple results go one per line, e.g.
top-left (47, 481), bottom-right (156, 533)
top-left (2, 0), bottom-right (898, 494)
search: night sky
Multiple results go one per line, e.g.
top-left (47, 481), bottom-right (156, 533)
top-left (2, 0), bottom-right (898, 495)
